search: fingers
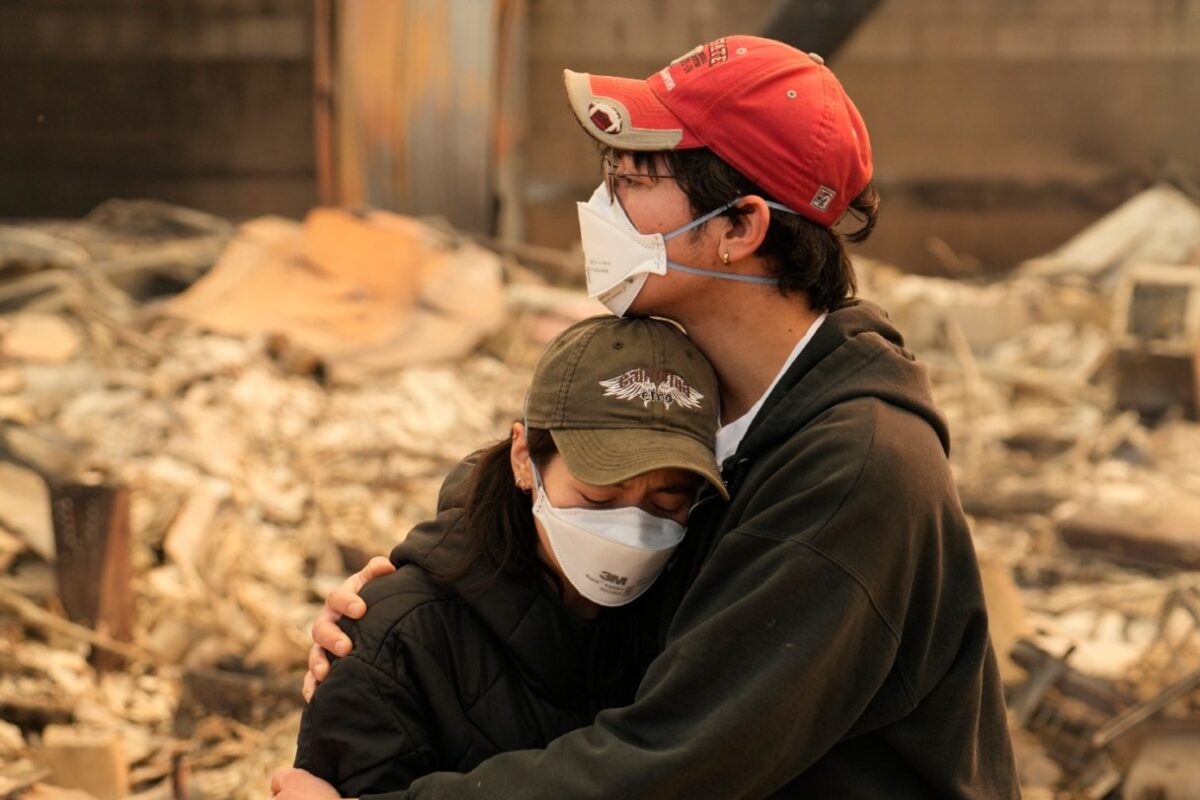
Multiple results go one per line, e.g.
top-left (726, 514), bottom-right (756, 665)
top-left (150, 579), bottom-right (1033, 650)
top-left (270, 766), bottom-right (289, 795)
top-left (303, 642), bottom-right (330, 701)
top-left (332, 556), bottom-right (394, 618)
top-left (310, 555), bottom-right (394, 669)
top-left (360, 554), bottom-right (397, 582)
top-left (308, 642), bottom-right (330, 679)
top-left (328, 582), bottom-right (367, 620)
top-left (312, 617), bottom-right (351, 657)
top-left (269, 766), bottom-right (340, 800)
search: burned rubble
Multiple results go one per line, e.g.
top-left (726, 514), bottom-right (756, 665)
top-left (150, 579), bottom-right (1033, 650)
top-left (1, 188), bottom-right (1199, 799)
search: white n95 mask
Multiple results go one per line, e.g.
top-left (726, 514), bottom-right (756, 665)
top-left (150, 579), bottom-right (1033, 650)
top-left (530, 460), bottom-right (686, 607)
top-left (576, 181), bottom-right (789, 317)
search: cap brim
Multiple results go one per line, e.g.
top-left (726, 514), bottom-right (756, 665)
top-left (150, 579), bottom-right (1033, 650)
top-left (563, 69), bottom-right (702, 152)
top-left (550, 427), bottom-right (729, 501)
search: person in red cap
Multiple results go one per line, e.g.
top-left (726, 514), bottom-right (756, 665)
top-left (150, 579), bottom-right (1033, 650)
top-left (276, 35), bottom-right (1019, 799)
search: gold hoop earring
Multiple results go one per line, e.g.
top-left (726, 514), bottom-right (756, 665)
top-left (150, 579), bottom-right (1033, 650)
top-left (721, 252), bottom-right (731, 266)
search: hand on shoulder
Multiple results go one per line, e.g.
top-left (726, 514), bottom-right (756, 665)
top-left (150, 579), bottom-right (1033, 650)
top-left (270, 766), bottom-right (350, 799)
top-left (304, 556), bottom-right (396, 701)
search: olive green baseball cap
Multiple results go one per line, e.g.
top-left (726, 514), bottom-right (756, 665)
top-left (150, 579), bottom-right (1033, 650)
top-left (525, 315), bottom-right (727, 499)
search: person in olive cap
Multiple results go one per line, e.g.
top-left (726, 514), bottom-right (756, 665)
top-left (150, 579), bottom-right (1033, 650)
top-left (292, 315), bottom-right (725, 795)
top-left (278, 35), bottom-right (1019, 799)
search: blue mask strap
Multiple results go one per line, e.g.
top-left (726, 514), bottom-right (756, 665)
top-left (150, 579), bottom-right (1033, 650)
top-left (665, 261), bottom-right (780, 285)
top-left (661, 198), bottom-right (740, 242)
top-left (661, 199), bottom-right (798, 286)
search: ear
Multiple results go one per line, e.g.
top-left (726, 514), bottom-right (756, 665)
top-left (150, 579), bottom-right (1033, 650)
top-left (719, 196), bottom-right (771, 265)
top-left (510, 422), bottom-right (533, 488)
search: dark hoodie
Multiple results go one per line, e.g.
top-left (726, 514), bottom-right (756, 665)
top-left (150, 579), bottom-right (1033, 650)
top-left (363, 300), bottom-right (1019, 799)
top-left (294, 460), bottom-right (639, 795)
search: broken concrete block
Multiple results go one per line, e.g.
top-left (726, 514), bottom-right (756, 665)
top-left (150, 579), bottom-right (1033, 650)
top-left (247, 468), bottom-right (309, 525)
top-left (0, 313), bottom-right (82, 364)
top-left (36, 725), bottom-right (129, 800)
top-left (245, 626), bottom-right (307, 674)
top-left (1124, 726), bottom-right (1200, 800)
top-left (1113, 349), bottom-right (1200, 420)
top-left (163, 486), bottom-right (222, 593)
top-left (880, 274), bottom-right (1036, 354)
top-left (0, 461), bottom-right (54, 561)
top-left (1111, 263), bottom-right (1200, 419)
top-left (0, 366), bottom-right (24, 394)
top-left (0, 394), bottom-right (36, 424)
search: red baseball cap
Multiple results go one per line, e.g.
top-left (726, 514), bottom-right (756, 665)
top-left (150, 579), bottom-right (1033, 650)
top-left (564, 35), bottom-right (872, 228)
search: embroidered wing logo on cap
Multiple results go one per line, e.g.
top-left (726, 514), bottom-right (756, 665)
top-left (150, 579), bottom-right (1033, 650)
top-left (588, 101), bottom-right (623, 135)
top-left (599, 369), bottom-right (704, 410)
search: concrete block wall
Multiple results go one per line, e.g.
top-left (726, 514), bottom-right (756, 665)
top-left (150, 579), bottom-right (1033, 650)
top-left (3, 0), bottom-right (1196, 274)
top-left (0, 0), bottom-right (317, 220)
top-left (521, 0), bottom-right (1200, 272)
top-left (829, 0), bottom-right (1200, 270)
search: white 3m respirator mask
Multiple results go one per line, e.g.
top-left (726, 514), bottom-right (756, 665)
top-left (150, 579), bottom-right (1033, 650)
top-left (576, 182), bottom-right (790, 317)
top-left (530, 459), bottom-right (686, 607)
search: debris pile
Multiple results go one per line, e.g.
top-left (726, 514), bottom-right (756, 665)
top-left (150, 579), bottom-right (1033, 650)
top-left (0, 202), bottom-right (575, 798)
top-left (858, 183), bottom-right (1200, 799)
top-left (1, 184), bottom-right (1199, 798)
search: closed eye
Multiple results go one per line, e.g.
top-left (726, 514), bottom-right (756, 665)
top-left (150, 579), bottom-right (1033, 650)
top-left (579, 492), bottom-right (615, 508)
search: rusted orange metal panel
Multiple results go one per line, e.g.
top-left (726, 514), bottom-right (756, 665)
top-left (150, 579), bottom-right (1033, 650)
top-left (313, 0), bottom-right (337, 206)
top-left (327, 0), bottom-right (510, 235)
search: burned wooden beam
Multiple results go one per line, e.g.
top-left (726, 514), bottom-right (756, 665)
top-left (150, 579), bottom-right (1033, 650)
top-left (49, 481), bottom-right (134, 673)
top-left (0, 695), bottom-right (74, 732)
top-left (1058, 507), bottom-right (1200, 572)
top-left (0, 235), bottom-right (226, 310)
top-left (760, 0), bottom-right (883, 60)
top-left (1091, 668), bottom-right (1200, 749)
top-left (1010, 640), bottom-right (1129, 718)
top-left (177, 665), bottom-right (303, 734)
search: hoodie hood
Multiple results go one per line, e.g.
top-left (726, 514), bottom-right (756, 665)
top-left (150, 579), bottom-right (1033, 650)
top-left (731, 300), bottom-right (949, 473)
top-left (389, 459), bottom-right (600, 707)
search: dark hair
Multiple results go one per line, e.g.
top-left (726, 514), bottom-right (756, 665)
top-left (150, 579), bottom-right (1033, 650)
top-left (433, 427), bottom-right (561, 593)
top-left (434, 427), bottom-right (648, 709)
top-left (612, 147), bottom-right (879, 313)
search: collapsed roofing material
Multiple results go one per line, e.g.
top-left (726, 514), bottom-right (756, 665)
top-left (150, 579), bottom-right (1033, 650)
top-left (1019, 184), bottom-right (1200, 286)
top-left (162, 208), bottom-right (507, 385)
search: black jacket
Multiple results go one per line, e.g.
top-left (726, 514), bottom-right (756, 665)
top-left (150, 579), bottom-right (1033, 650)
top-left (364, 301), bottom-right (1019, 799)
top-left (294, 461), bottom-right (639, 795)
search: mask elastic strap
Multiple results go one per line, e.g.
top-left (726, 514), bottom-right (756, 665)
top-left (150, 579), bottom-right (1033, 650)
top-left (662, 199), bottom-right (798, 286)
top-left (662, 198), bottom-right (799, 243)
top-left (665, 261), bottom-right (781, 285)
top-left (661, 198), bottom-right (739, 242)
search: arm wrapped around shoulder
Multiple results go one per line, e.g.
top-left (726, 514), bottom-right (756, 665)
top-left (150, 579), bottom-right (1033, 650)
top-left (295, 650), bottom-right (438, 796)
